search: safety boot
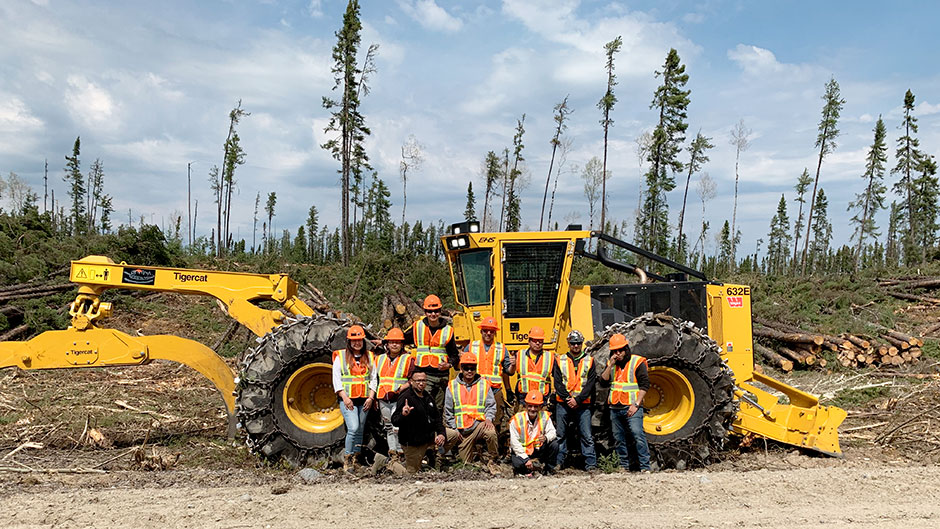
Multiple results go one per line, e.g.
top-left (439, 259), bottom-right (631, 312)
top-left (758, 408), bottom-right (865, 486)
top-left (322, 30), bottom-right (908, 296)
top-left (387, 451), bottom-right (407, 476)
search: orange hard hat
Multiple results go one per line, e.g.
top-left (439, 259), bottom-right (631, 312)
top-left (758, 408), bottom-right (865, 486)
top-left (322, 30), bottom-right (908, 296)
top-left (385, 328), bottom-right (404, 341)
top-left (459, 351), bottom-right (478, 365)
top-left (478, 317), bottom-right (499, 331)
top-left (347, 325), bottom-right (366, 340)
top-left (524, 390), bottom-right (544, 406)
top-left (609, 333), bottom-right (629, 351)
top-left (423, 294), bottom-right (443, 310)
top-left (528, 326), bottom-right (546, 340)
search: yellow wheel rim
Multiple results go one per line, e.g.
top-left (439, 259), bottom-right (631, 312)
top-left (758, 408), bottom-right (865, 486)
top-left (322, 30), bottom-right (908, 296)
top-left (644, 366), bottom-right (695, 436)
top-left (282, 363), bottom-right (343, 434)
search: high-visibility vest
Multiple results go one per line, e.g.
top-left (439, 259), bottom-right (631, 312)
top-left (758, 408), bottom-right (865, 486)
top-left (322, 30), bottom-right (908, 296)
top-left (334, 349), bottom-right (374, 399)
top-left (470, 340), bottom-right (506, 388)
top-left (414, 320), bottom-right (453, 369)
top-left (511, 410), bottom-right (551, 455)
top-left (609, 355), bottom-right (648, 406)
top-left (449, 378), bottom-right (489, 429)
top-left (516, 348), bottom-right (554, 395)
top-left (375, 353), bottom-right (411, 400)
top-left (556, 353), bottom-right (594, 403)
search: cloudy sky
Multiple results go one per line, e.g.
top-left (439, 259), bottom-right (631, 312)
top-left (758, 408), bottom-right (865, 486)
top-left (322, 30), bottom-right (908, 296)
top-left (1, 0), bottom-right (938, 258)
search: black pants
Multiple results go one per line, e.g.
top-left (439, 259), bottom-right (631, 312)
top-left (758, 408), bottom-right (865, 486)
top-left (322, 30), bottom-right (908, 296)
top-left (511, 439), bottom-right (559, 474)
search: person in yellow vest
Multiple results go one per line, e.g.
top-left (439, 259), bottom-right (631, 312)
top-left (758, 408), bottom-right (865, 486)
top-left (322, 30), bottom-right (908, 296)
top-left (402, 294), bottom-right (460, 411)
top-left (600, 333), bottom-right (651, 472)
top-left (509, 390), bottom-right (558, 476)
top-left (442, 351), bottom-right (500, 474)
top-left (374, 327), bottom-right (413, 475)
top-left (514, 326), bottom-right (554, 411)
top-left (332, 325), bottom-right (378, 471)
top-left (552, 329), bottom-right (597, 470)
top-left (462, 316), bottom-right (515, 427)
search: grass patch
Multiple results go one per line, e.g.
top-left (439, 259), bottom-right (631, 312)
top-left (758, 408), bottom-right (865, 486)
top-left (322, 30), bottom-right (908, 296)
top-left (597, 452), bottom-right (621, 473)
top-left (831, 385), bottom-right (889, 408)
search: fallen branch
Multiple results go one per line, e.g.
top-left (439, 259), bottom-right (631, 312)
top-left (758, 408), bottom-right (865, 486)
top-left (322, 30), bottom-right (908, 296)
top-left (0, 466), bottom-right (107, 474)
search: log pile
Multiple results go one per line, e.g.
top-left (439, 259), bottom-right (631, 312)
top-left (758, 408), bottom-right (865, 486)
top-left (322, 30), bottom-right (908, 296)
top-left (380, 291), bottom-right (424, 331)
top-left (0, 281), bottom-right (74, 342)
top-left (753, 316), bottom-right (923, 371)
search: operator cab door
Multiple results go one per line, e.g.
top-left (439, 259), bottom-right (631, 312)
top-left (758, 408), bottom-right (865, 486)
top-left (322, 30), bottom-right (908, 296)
top-left (498, 240), bottom-right (576, 351)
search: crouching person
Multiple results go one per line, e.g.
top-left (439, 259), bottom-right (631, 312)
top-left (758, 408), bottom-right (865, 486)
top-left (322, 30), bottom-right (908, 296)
top-left (443, 352), bottom-right (501, 475)
top-left (391, 370), bottom-right (446, 474)
top-left (509, 390), bottom-right (558, 476)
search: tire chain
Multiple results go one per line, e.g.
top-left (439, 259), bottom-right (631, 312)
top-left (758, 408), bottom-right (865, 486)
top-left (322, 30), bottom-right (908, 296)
top-left (235, 314), bottom-right (358, 466)
top-left (586, 312), bottom-right (738, 468)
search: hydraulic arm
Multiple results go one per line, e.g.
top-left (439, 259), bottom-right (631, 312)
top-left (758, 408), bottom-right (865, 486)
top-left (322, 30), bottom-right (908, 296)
top-left (0, 256), bottom-right (316, 432)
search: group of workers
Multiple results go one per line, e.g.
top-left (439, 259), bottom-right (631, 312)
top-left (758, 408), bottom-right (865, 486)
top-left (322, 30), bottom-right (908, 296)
top-left (331, 294), bottom-right (651, 476)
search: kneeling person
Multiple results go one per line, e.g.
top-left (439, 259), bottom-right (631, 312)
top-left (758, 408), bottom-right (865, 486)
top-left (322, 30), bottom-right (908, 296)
top-left (443, 352), bottom-right (500, 474)
top-left (509, 391), bottom-right (558, 475)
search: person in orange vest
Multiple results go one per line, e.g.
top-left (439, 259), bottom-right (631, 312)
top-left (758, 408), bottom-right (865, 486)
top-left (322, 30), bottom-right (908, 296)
top-left (374, 327), bottom-right (413, 475)
top-left (402, 294), bottom-right (460, 411)
top-left (600, 333), bottom-right (651, 472)
top-left (509, 390), bottom-right (558, 476)
top-left (332, 324), bottom-right (378, 471)
top-left (552, 329), bottom-right (597, 470)
top-left (462, 316), bottom-right (515, 427)
top-left (442, 351), bottom-right (500, 474)
top-left (514, 326), bottom-right (554, 411)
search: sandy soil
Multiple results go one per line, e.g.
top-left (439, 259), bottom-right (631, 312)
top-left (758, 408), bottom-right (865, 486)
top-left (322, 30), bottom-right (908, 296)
top-left (2, 458), bottom-right (939, 529)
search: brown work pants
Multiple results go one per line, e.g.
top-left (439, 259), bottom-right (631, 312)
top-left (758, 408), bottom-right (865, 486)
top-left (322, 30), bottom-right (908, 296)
top-left (444, 422), bottom-right (499, 463)
top-left (402, 443), bottom-right (433, 474)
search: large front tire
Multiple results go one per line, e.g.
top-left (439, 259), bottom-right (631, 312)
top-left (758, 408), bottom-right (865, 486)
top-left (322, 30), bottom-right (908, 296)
top-left (589, 313), bottom-right (737, 469)
top-left (236, 315), bottom-right (354, 467)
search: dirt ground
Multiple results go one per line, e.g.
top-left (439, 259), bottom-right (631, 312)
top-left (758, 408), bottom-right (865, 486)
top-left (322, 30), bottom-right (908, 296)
top-left (1, 454), bottom-right (939, 528)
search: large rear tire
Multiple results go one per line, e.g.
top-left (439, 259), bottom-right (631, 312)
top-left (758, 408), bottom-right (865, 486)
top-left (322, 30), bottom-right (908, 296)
top-left (236, 315), bottom-right (356, 467)
top-left (588, 313), bottom-right (737, 469)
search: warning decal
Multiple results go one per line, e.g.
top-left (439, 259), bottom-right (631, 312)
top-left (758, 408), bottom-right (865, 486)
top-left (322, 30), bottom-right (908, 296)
top-left (728, 296), bottom-right (743, 308)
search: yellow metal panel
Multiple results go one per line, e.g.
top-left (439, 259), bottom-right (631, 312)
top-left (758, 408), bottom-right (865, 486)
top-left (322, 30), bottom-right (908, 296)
top-left (706, 283), bottom-right (753, 379)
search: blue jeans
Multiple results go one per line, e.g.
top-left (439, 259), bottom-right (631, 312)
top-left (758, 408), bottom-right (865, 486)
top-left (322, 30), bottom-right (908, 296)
top-left (555, 403), bottom-right (596, 469)
top-left (340, 400), bottom-right (368, 455)
top-left (610, 406), bottom-right (650, 471)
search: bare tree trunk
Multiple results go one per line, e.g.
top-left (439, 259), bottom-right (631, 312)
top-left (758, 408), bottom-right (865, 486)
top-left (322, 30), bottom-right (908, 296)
top-left (801, 138), bottom-right (827, 275)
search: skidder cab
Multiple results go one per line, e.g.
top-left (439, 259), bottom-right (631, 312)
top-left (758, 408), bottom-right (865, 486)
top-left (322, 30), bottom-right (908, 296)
top-left (441, 222), bottom-right (846, 468)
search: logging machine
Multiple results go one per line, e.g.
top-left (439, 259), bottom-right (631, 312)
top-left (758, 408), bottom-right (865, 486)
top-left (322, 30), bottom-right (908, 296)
top-left (0, 223), bottom-right (846, 468)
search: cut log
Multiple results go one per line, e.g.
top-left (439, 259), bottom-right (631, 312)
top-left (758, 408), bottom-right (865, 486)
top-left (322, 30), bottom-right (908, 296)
top-left (920, 321), bottom-right (940, 337)
top-left (844, 334), bottom-right (871, 349)
top-left (0, 324), bottom-right (29, 341)
top-left (886, 329), bottom-right (922, 347)
top-left (753, 326), bottom-right (824, 345)
top-left (884, 290), bottom-right (940, 304)
top-left (755, 343), bottom-right (794, 372)
top-left (881, 334), bottom-right (911, 350)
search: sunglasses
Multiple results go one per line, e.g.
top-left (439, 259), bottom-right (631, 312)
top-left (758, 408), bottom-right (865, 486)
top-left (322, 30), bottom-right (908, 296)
top-left (425, 309), bottom-right (441, 314)
top-left (461, 365), bottom-right (477, 371)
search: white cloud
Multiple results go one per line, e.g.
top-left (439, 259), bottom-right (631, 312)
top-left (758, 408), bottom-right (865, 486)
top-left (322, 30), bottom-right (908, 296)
top-left (397, 0), bottom-right (463, 32)
top-left (64, 75), bottom-right (118, 130)
top-left (307, 0), bottom-right (323, 18)
top-left (103, 136), bottom-right (195, 169)
top-left (727, 44), bottom-right (815, 81)
top-left (683, 12), bottom-right (706, 24)
top-left (0, 96), bottom-right (43, 132)
top-left (918, 101), bottom-right (940, 116)
top-left (858, 114), bottom-right (874, 123)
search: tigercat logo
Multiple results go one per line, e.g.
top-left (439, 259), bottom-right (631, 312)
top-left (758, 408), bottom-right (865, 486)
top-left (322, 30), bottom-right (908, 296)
top-left (173, 271), bottom-right (208, 283)
top-left (728, 296), bottom-right (743, 308)
top-left (70, 349), bottom-right (95, 355)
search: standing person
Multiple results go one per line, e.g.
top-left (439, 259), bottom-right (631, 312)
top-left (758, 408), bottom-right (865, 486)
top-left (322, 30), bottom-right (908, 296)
top-left (402, 294), bottom-right (460, 410)
top-left (391, 370), bottom-right (446, 474)
top-left (509, 390), bottom-right (558, 476)
top-left (442, 352), bottom-right (501, 474)
top-left (332, 324), bottom-right (377, 472)
top-left (599, 333), bottom-right (651, 472)
top-left (514, 326), bottom-right (554, 410)
top-left (552, 329), bottom-right (597, 471)
top-left (464, 317), bottom-right (515, 427)
top-left (374, 327), bottom-right (413, 475)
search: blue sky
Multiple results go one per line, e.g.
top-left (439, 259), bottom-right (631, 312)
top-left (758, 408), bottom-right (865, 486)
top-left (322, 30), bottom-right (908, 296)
top-left (1, 0), bottom-right (938, 260)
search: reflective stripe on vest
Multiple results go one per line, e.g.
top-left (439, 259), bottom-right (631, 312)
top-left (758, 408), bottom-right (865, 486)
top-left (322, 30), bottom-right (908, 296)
top-left (511, 410), bottom-right (551, 455)
top-left (609, 355), bottom-right (647, 406)
top-left (556, 354), bottom-right (594, 403)
top-left (414, 320), bottom-right (453, 368)
top-left (336, 349), bottom-right (373, 399)
top-left (449, 378), bottom-right (488, 429)
top-left (375, 354), bottom-right (411, 400)
top-left (517, 348), bottom-right (554, 395)
top-left (471, 340), bottom-right (505, 388)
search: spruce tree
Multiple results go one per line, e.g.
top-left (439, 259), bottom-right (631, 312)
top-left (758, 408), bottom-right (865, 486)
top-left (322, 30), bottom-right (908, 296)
top-left (639, 48), bottom-right (690, 257)
top-left (801, 77), bottom-right (844, 275)
top-left (505, 115), bottom-right (526, 232)
top-left (598, 37), bottom-right (622, 236)
top-left (63, 136), bottom-right (86, 235)
top-left (677, 132), bottom-right (713, 261)
top-left (912, 155), bottom-right (939, 257)
top-left (848, 117), bottom-right (888, 271)
top-left (809, 188), bottom-right (832, 271)
top-left (891, 89), bottom-right (924, 263)
top-left (791, 168), bottom-right (812, 271)
top-left (766, 195), bottom-right (792, 275)
top-left (464, 181), bottom-right (477, 222)
top-left (542, 95), bottom-right (572, 230)
top-left (264, 192), bottom-right (277, 254)
top-left (481, 151), bottom-right (500, 230)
